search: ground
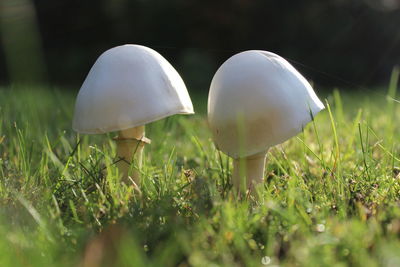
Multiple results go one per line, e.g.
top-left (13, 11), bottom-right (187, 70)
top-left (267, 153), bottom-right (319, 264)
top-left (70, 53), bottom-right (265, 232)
top-left (0, 70), bottom-right (399, 266)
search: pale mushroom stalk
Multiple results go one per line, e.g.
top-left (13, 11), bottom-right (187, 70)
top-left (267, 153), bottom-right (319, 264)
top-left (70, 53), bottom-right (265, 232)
top-left (232, 151), bottom-right (267, 193)
top-left (115, 126), bottom-right (151, 183)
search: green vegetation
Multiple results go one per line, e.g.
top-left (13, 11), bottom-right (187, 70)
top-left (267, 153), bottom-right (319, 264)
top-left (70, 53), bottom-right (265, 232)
top-left (0, 70), bottom-right (400, 266)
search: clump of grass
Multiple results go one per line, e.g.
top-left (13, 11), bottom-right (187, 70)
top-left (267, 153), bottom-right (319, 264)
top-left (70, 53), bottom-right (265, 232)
top-left (0, 68), bottom-right (399, 266)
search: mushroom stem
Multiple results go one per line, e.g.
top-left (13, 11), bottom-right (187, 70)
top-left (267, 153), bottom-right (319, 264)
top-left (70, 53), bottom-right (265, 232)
top-left (115, 126), bottom-right (150, 184)
top-left (232, 151), bottom-right (267, 194)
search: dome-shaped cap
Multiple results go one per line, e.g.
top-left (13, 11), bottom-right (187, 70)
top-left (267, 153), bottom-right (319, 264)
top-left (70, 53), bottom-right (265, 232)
top-left (73, 45), bottom-right (194, 134)
top-left (208, 50), bottom-right (324, 158)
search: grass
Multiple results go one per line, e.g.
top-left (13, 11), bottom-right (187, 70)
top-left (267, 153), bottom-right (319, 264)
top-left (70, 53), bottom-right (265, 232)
top-left (0, 69), bottom-right (400, 266)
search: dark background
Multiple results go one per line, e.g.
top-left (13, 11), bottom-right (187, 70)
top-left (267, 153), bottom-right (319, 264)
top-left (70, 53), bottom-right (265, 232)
top-left (1, 0), bottom-right (399, 91)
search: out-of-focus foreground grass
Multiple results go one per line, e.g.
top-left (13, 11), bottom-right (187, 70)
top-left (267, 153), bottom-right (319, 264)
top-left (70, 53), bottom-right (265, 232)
top-left (0, 70), bottom-right (400, 266)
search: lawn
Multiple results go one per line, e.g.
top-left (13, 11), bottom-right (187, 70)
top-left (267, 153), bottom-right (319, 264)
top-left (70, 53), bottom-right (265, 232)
top-left (0, 69), bottom-right (399, 266)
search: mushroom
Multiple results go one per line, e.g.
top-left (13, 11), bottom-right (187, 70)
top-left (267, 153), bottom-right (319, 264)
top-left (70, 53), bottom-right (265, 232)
top-left (73, 44), bottom-right (194, 183)
top-left (207, 50), bottom-right (324, 194)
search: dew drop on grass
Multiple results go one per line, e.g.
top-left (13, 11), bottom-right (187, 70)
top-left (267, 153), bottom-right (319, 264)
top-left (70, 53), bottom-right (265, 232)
top-left (316, 224), bottom-right (325, 233)
top-left (261, 256), bottom-right (271, 265)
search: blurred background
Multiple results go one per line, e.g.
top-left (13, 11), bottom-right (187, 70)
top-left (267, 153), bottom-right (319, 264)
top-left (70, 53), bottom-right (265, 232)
top-left (0, 0), bottom-right (399, 91)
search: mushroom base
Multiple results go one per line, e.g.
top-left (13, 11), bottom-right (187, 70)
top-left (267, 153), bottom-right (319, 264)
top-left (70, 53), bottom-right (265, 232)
top-left (114, 126), bottom-right (151, 185)
top-left (232, 151), bottom-right (267, 195)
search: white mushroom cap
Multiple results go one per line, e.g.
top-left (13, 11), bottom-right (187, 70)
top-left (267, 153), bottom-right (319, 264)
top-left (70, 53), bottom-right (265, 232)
top-left (208, 50), bottom-right (324, 159)
top-left (73, 44), bottom-right (194, 134)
